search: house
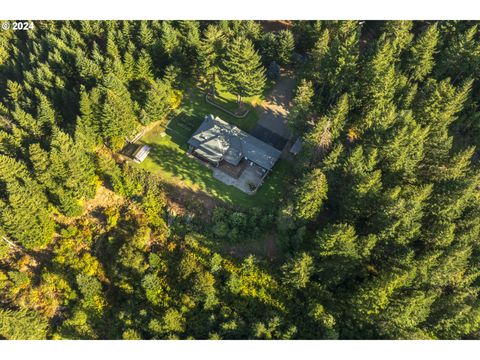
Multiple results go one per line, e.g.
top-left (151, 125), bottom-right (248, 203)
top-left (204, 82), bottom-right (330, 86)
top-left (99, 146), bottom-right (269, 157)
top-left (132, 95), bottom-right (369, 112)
top-left (187, 115), bottom-right (281, 192)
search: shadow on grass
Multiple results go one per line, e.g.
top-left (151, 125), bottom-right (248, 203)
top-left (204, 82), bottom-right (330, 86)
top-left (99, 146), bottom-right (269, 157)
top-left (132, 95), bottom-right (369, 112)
top-left (146, 142), bottom-right (241, 205)
top-left (141, 139), bottom-right (292, 209)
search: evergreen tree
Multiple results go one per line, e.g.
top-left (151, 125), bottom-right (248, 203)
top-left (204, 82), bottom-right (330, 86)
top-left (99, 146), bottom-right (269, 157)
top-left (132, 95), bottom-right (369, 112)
top-left (304, 93), bottom-right (349, 165)
top-left (0, 309), bottom-right (48, 340)
top-left (382, 21), bottom-right (413, 58)
top-left (221, 36), bottom-right (266, 104)
top-left (414, 78), bottom-right (471, 181)
top-left (141, 80), bottom-right (174, 125)
top-left (75, 87), bottom-right (101, 149)
top-left (406, 23), bottom-right (439, 81)
top-left (294, 168), bottom-right (328, 221)
top-left (287, 79), bottom-right (314, 135)
top-left (314, 223), bottom-right (365, 287)
top-left (358, 38), bottom-right (396, 132)
top-left (28, 143), bottom-right (52, 188)
top-left (0, 155), bottom-right (54, 249)
top-left (135, 50), bottom-right (154, 81)
top-left (310, 29), bottom-right (330, 84)
top-left (198, 25), bottom-right (226, 94)
top-left (323, 21), bottom-right (359, 103)
top-left (260, 32), bottom-right (278, 65)
top-left (281, 252), bottom-right (314, 289)
top-left (48, 130), bottom-right (97, 216)
top-left (438, 24), bottom-right (480, 81)
top-left (160, 21), bottom-right (180, 60)
top-left (276, 30), bottom-right (295, 65)
top-left (100, 74), bottom-right (138, 150)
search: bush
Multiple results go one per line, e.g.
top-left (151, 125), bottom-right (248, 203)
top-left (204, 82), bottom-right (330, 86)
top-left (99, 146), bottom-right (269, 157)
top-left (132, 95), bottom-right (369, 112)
top-left (210, 207), bottom-right (275, 242)
top-left (212, 222), bottom-right (229, 238)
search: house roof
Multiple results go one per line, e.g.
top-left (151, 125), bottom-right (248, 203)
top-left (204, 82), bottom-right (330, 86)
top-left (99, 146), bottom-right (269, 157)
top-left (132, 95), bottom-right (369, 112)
top-left (188, 115), bottom-right (281, 170)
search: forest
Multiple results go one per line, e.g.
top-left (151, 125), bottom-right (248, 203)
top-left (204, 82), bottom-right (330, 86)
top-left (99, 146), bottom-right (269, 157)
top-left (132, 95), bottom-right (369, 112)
top-left (0, 20), bottom-right (479, 340)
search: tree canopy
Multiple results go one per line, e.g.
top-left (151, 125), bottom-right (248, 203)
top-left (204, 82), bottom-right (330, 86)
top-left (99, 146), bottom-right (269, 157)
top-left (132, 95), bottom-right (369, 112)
top-left (0, 20), bottom-right (479, 340)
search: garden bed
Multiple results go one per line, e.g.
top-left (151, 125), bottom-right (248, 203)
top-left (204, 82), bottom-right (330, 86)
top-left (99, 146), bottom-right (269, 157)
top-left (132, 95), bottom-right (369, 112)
top-left (205, 93), bottom-right (250, 118)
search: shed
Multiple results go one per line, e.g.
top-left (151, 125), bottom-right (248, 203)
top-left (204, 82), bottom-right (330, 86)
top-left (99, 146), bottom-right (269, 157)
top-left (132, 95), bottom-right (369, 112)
top-left (132, 145), bottom-right (151, 163)
top-left (290, 137), bottom-right (303, 155)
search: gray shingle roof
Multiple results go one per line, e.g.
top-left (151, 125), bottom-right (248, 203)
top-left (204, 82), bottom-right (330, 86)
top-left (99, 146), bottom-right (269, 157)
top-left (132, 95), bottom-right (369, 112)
top-left (188, 115), bottom-right (281, 170)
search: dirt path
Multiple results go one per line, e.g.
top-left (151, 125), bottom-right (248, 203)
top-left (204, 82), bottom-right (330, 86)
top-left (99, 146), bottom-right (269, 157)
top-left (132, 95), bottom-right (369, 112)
top-left (256, 72), bottom-right (297, 139)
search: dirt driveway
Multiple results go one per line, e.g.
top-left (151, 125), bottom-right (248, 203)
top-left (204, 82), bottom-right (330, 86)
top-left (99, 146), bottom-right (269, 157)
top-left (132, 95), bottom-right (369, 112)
top-left (256, 73), bottom-right (297, 140)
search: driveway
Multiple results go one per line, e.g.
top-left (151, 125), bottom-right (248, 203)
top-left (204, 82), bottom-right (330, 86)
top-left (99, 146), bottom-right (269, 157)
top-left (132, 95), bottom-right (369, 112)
top-left (255, 73), bottom-right (297, 140)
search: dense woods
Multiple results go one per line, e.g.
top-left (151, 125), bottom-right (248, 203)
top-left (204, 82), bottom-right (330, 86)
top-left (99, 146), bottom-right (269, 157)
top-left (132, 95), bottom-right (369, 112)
top-left (0, 20), bottom-right (479, 339)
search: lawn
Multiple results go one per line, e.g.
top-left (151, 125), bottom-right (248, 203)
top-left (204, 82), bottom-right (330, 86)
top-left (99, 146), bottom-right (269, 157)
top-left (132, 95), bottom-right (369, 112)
top-left (183, 87), bottom-right (259, 132)
top-left (136, 88), bottom-right (293, 209)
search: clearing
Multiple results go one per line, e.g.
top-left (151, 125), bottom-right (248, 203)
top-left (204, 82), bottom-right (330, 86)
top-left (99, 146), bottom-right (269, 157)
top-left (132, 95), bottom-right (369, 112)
top-left (136, 79), bottom-right (297, 210)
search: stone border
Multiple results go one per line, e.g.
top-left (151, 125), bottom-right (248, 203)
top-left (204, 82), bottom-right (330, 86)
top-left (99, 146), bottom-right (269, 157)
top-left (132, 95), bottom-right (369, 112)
top-left (205, 93), bottom-right (250, 119)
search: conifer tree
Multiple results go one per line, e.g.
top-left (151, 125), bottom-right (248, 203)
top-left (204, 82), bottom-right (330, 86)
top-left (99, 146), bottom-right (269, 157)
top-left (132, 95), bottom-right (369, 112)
top-left (28, 143), bottom-right (52, 188)
top-left (276, 30), bottom-right (295, 65)
top-left (138, 20), bottom-right (154, 49)
top-left (293, 20), bottom-right (323, 53)
top-left (177, 20), bottom-right (201, 75)
top-left (123, 43), bottom-right (136, 82)
top-left (382, 20), bottom-right (413, 58)
top-left (304, 93), bottom-right (349, 165)
top-left (0, 155), bottom-right (54, 249)
top-left (310, 29), bottom-right (330, 84)
top-left (198, 25), bottom-right (226, 94)
top-left (135, 50), bottom-right (154, 81)
top-left (314, 223), bottom-right (364, 286)
top-left (221, 36), bottom-right (266, 105)
top-left (414, 78), bottom-right (471, 180)
top-left (100, 74), bottom-right (138, 149)
top-left (0, 309), bottom-right (48, 340)
top-left (438, 24), bottom-right (480, 81)
top-left (323, 21), bottom-right (359, 103)
top-left (294, 168), bottom-right (328, 221)
top-left (406, 23), bottom-right (439, 81)
top-left (160, 21), bottom-right (180, 60)
top-left (260, 32), bottom-right (278, 65)
top-left (287, 79), bottom-right (315, 135)
top-left (358, 38), bottom-right (396, 132)
top-left (141, 80), bottom-right (174, 125)
top-left (281, 252), bottom-right (314, 289)
top-left (75, 87), bottom-right (101, 149)
top-left (333, 146), bottom-right (383, 223)
top-left (35, 91), bottom-right (57, 133)
top-left (375, 110), bottom-right (428, 183)
top-left (48, 130), bottom-right (97, 215)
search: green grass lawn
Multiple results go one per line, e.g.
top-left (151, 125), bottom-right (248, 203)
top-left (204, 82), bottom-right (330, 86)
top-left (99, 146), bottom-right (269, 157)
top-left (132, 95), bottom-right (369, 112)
top-left (136, 87), bottom-right (293, 209)
top-left (182, 87), bottom-right (259, 132)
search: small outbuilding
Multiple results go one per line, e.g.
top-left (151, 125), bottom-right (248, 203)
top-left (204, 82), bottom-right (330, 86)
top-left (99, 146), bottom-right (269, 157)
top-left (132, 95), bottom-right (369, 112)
top-left (290, 137), bottom-right (303, 155)
top-left (121, 143), bottom-right (151, 163)
top-left (132, 144), bottom-right (151, 163)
